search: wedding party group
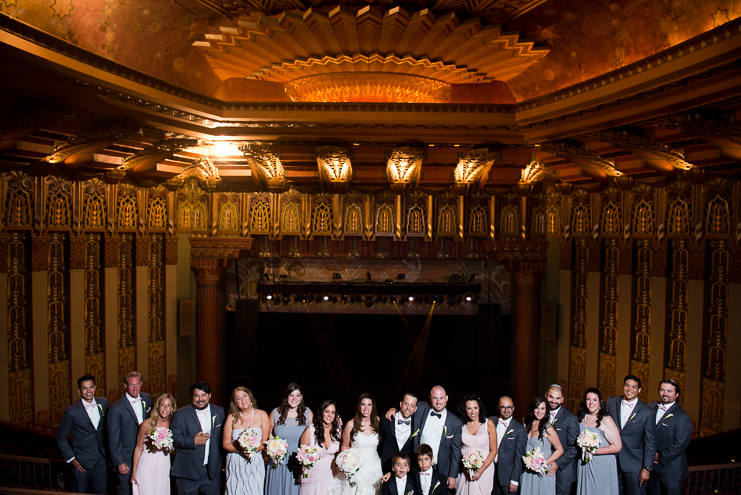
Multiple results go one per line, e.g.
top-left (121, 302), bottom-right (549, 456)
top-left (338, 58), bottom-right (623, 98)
top-left (56, 372), bottom-right (691, 495)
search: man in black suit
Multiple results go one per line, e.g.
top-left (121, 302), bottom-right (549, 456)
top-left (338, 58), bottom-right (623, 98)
top-left (605, 375), bottom-right (656, 495)
top-left (380, 392), bottom-right (419, 472)
top-left (107, 371), bottom-right (152, 495)
top-left (490, 396), bottom-right (527, 495)
top-left (56, 375), bottom-right (109, 494)
top-left (650, 379), bottom-right (692, 495)
top-left (171, 381), bottom-right (226, 495)
top-left (546, 385), bottom-right (579, 495)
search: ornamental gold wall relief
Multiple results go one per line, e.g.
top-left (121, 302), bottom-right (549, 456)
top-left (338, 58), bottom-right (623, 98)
top-left (8, 231), bottom-right (33, 424)
top-left (569, 238), bottom-right (588, 411)
top-left (598, 238), bottom-right (619, 397)
top-left (148, 235), bottom-right (166, 398)
top-left (48, 232), bottom-right (71, 425)
top-left (665, 239), bottom-right (688, 407)
top-left (630, 239), bottom-right (651, 402)
top-left (84, 232), bottom-right (106, 397)
top-left (117, 233), bottom-right (136, 389)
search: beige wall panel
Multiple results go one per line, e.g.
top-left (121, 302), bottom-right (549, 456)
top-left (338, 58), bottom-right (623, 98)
top-left (69, 270), bottom-right (86, 385)
top-left (649, 278), bottom-right (666, 397)
top-left (725, 283), bottom-right (741, 431)
top-left (558, 270), bottom-right (572, 384)
top-left (165, 265), bottom-right (177, 399)
top-left (0, 274), bottom-right (9, 422)
top-left (586, 272), bottom-right (601, 389)
top-left (616, 274), bottom-right (632, 391)
top-left (136, 266), bottom-right (148, 385)
top-left (105, 268), bottom-right (119, 397)
top-left (685, 280), bottom-right (704, 425)
top-left (32, 271), bottom-right (49, 418)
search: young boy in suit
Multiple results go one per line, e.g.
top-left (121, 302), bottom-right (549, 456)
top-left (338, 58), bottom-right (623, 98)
top-left (411, 444), bottom-right (447, 495)
top-left (382, 452), bottom-right (416, 495)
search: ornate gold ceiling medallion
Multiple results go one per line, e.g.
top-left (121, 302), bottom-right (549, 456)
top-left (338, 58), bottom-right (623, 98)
top-left (286, 74), bottom-right (452, 103)
top-left (315, 146), bottom-right (353, 193)
top-left (242, 145), bottom-right (289, 193)
top-left (386, 147), bottom-right (423, 195)
top-left (451, 148), bottom-right (499, 196)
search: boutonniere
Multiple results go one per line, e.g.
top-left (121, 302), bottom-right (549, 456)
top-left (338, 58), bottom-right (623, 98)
top-left (411, 428), bottom-right (420, 438)
top-left (663, 414), bottom-right (673, 420)
top-left (142, 401), bottom-right (147, 411)
top-left (625, 413), bottom-right (636, 425)
top-left (212, 415), bottom-right (217, 427)
top-left (406, 490), bottom-right (414, 495)
top-left (505, 429), bottom-right (514, 436)
top-left (443, 425), bottom-right (447, 435)
top-left (432, 481), bottom-right (440, 493)
top-left (98, 404), bottom-right (105, 416)
top-left (550, 418), bottom-right (558, 426)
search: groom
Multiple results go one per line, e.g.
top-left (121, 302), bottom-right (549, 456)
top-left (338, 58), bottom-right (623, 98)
top-left (171, 381), bottom-right (226, 495)
top-left (379, 392), bottom-right (419, 472)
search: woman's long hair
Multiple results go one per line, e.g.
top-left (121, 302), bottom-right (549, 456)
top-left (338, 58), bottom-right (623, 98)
top-left (524, 396), bottom-right (550, 440)
top-left (142, 393), bottom-right (177, 432)
top-left (458, 394), bottom-right (487, 424)
top-left (313, 400), bottom-right (342, 447)
top-left (276, 382), bottom-right (308, 427)
top-left (228, 386), bottom-right (258, 427)
top-left (350, 393), bottom-right (380, 439)
top-left (577, 387), bottom-right (606, 427)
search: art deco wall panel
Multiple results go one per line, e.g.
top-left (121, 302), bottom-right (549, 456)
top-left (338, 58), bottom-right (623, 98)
top-left (598, 239), bottom-right (619, 398)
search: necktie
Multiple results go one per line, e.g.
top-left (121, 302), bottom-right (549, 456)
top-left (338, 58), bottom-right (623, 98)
top-left (398, 419), bottom-right (411, 426)
top-left (431, 412), bottom-right (442, 419)
top-left (659, 404), bottom-right (668, 411)
top-left (622, 400), bottom-right (632, 407)
top-left (84, 401), bottom-right (96, 410)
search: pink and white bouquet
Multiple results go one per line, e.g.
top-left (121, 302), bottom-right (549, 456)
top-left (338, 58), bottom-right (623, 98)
top-left (296, 445), bottom-right (320, 478)
top-left (462, 449), bottom-right (485, 478)
top-left (577, 429), bottom-right (601, 463)
top-left (335, 448), bottom-right (363, 487)
top-left (148, 427), bottom-right (174, 453)
top-left (265, 436), bottom-right (289, 467)
top-left (522, 446), bottom-right (548, 476)
top-left (237, 428), bottom-right (262, 459)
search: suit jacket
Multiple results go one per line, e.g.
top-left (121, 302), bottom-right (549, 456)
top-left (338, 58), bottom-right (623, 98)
top-left (379, 414), bottom-right (417, 472)
top-left (411, 467), bottom-right (447, 495)
top-left (550, 406), bottom-right (579, 484)
top-left (382, 476), bottom-right (416, 495)
top-left (107, 393), bottom-right (152, 467)
top-left (652, 402), bottom-right (691, 481)
top-left (488, 415), bottom-right (527, 487)
top-left (170, 404), bottom-right (226, 480)
top-left (412, 402), bottom-right (463, 480)
top-left (57, 398), bottom-right (109, 468)
top-left (605, 396), bottom-right (656, 473)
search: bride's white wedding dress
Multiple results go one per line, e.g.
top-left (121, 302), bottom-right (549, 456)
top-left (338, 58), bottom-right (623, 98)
top-left (331, 431), bottom-right (383, 495)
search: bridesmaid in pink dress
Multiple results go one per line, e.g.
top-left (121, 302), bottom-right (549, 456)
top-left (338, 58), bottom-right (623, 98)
top-left (131, 393), bottom-right (177, 495)
top-left (455, 394), bottom-right (497, 495)
top-left (299, 400), bottom-right (341, 495)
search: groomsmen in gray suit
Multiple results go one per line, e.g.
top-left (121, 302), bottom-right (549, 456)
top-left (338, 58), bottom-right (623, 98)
top-left (57, 375), bottom-right (109, 494)
top-left (605, 375), bottom-right (656, 495)
top-left (546, 385), bottom-right (579, 495)
top-left (490, 396), bottom-right (527, 495)
top-left (650, 379), bottom-right (692, 495)
top-left (108, 371), bottom-right (152, 495)
top-left (171, 381), bottom-right (226, 495)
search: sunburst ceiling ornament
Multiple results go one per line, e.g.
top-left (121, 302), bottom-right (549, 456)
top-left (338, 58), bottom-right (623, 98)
top-left (315, 145), bottom-right (353, 193)
top-left (451, 148), bottom-right (499, 195)
top-left (386, 146), bottom-right (423, 195)
top-left (287, 73), bottom-right (452, 103)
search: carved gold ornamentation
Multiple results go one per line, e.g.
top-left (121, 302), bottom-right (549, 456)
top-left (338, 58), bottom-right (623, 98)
top-left (48, 232), bottom-right (70, 424)
top-left (467, 192), bottom-right (489, 237)
top-left (288, 236), bottom-right (301, 257)
top-left (218, 194), bottom-right (240, 233)
top-left (499, 192), bottom-right (520, 238)
top-left (287, 73), bottom-right (452, 103)
top-left (631, 184), bottom-right (655, 236)
top-left (452, 149), bottom-right (498, 196)
top-left (539, 143), bottom-right (621, 177)
top-left (571, 189), bottom-right (591, 236)
top-left (82, 179), bottom-right (108, 230)
top-left (176, 179), bottom-right (209, 232)
top-left (249, 195), bottom-right (271, 234)
top-left (148, 235), bottom-right (166, 398)
top-left (243, 145), bottom-right (289, 193)
top-left (703, 178), bottom-right (733, 237)
top-left (665, 180), bottom-right (692, 237)
top-left (344, 202), bottom-right (363, 236)
top-left (386, 147), bottom-right (423, 196)
top-left (436, 193), bottom-right (458, 237)
top-left (405, 191), bottom-right (427, 237)
top-left (569, 238), bottom-right (588, 410)
top-left (316, 146), bottom-right (353, 194)
top-left (46, 177), bottom-right (73, 228)
top-left (631, 239), bottom-right (652, 402)
top-left (700, 240), bottom-right (728, 433)
top-left (599, 188), bottom-right (622, 236)
top-left (312, 195), bottom-right (333, 236)
top-left (665, 239), bottom-right (688, 407)
top-left (5, 171), bottom-right (34, 227)
top-left (8, 232), bottom-right (33, 424)
top-left (280, 191), bottom-right (302, 236)
top-left (600, 131), bottom-right (694, 171)
top-left (117, 185), bottom-right (139, 230)
top-left (347, 237), bottom-right (360, 259)
top-left (147, 188), bottom-right (168, 230)
top-left (317, 237), bottom-right (331, 258)
top-left (84, 233), bottom-right (105, 397)
top-left (598, 239), bottom-right (619, 397)
top-left (373, 192), bottom-right (395, 237)
top-left (117, 233), bottom-right (136, 388)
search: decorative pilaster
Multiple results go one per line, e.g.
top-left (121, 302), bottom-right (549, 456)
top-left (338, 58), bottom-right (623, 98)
top-left (484, 240), bottom-right (548, 414)
top-left (189, 238), bottom-right (252, 405)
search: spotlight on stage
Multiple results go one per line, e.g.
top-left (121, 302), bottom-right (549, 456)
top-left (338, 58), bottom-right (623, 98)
top-left (323, 294), bottom-right (330, 301)
top-left (391, 295), bottom-right (397, 304)
top-left (266, 294), bottom-right (273, 300)
top-left (300, 294), bottom-right (307, 303)
top-left (465, 293), bottom-right (472, 302)
top-left (341, 294), bottom-right (348, 304)
top-left (408, 295), bottom-right (415, 302)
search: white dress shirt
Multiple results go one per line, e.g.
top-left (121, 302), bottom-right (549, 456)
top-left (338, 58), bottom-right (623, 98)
top-left (655, 401), bottom-right (674, 425)
top-left (621, 398), bottom-right (638, 428)
top-left (420, 409), bottom-right (447, 465)
top-left (395, 475), bottom-right (408, 495)
top-left (419, 469), bottom-right (433, 495)
top-left (196, 405), bottom-right (212, 465)
top-left (126, 393), bottom-right (143, 425)
top-left (549, 407), bottom-right (560, 425)
top-left (395, 415), bottom-right (412, 450)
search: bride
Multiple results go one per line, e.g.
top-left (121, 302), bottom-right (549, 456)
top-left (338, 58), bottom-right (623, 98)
top-left (332, 393), bottom-right (383, 495)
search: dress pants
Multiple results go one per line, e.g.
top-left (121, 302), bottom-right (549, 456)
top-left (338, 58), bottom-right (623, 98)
top-left (116, 466), bottom-right (132, 495)
top-left (493, 482), bottom-right (512, 495)
top-left (648, 473), bottom-right (684, 495)
top-left (175, 464), bottom-right (220, 495)
top-left (71, 454), bottom-right (107, 494)
top-left (556, 480), bottom-right (574, 495)
top-left (618, 470), bottom-right (646, 495)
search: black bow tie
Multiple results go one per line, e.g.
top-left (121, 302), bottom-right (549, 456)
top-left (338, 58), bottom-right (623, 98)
top-left (398, 419), bottom-right (411, 426)
top-left (430, 412), bottom-right (442, 419)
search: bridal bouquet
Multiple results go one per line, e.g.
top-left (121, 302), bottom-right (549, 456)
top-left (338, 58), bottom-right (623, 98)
top-left (577, 429), bottom-right (601, 463)
top-left (237, 428), bottom-right (262, 459)
top-left (149, 427), bottom-right (174, 453)
top-left (336, 448), bottom-right (363, 487)
top-left (265, 436), bottom-right (289, 467)
top-left (296, 445), bottom-right (320, 478)
top-left (462, 449), bottom-right (485, 478)
top-left (522, 446), bottom-right (548, 476)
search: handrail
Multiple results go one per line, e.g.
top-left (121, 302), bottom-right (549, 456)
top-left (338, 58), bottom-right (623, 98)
top-left (0, 453), bottom-right (69, 492)
top-left (689, 463), bottom-right (738, 471)
top-left (684, 461), bottom-right (740, 495)
top-left (0, 456), bottom-right (49, 465)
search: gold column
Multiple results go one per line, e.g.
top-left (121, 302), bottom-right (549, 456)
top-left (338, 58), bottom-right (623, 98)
top-left (31, 237), bottom-right (49, 424)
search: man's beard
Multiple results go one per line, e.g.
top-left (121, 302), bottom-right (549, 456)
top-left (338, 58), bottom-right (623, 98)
top-left (194, 402), bottom-right (209, 410)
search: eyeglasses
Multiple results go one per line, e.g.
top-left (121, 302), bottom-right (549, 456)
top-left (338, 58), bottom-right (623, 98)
top-left (499, 406), bottom-right (514, 410)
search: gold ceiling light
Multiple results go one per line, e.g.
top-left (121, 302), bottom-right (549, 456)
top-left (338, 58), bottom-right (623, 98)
top-left (315, 146), bottom-right (353, 194)
top-left (515, 160), bottom-right (554, 196)
top-left (385, 147), bottom-right (423, 195)
top-left (242, 144), bottom-right (289, 193)
top-left (286, 74), bottom-right (452, 104)
top-left (451, 148), bottom-right (499, 196)
top-left (178, 156), bottom-right (223, 192)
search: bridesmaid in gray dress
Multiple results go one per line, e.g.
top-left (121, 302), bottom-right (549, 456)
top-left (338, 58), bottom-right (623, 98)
top-left (519, 396), bottom-right (564, 495)
top-left (576, 388), bottom-right (621, 495)
top-left (264, 383), bottom-right (313, 495)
